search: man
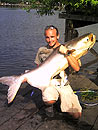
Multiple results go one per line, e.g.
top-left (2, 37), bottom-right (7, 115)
top-left (35, 25), bottom-right (82, 119)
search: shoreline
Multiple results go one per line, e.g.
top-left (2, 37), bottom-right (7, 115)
top-left (0, 3), bottom-right (31, 8)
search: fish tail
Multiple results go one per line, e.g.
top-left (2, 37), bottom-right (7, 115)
top-left (0, 75), bottom-right (25, 104)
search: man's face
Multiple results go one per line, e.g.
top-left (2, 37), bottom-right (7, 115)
top-left (45, 29), bottom-right (59, 47)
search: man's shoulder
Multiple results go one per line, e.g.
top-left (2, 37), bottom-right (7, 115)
top-left (38, 46), bottom-right (53, 54)
top-left (37, 46), bottom-right (48, 52)
top-left (39, 46), bottom-right (47, 49)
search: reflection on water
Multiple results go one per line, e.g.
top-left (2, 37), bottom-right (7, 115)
top-left (0, 7), bottom-right (98, 79)
top-left (0, 8), bottom-right (65, 76)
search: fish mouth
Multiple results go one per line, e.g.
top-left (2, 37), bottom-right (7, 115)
top-left (89, 34), bottom-right (96, 50)
top-left (91, 33), bottom-right (96, 43)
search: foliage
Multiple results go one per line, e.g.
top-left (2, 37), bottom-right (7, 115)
top-left (1, 0), bottom-right (98, 16)
top-left (30, 0), bottom-right (60, 15)
top-left (29, 0), bottom-right (98, 16)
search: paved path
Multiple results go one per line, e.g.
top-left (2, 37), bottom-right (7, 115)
top-left (0, 74), bottom-right (98, 130)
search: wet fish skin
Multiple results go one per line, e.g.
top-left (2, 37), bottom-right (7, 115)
top-left (0, 33), bottom-right (96, 104)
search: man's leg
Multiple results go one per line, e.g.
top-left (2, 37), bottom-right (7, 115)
top-left (57, 84), bottom-right (82, 119)
top-left (42, 86), bottom-right (59, 117)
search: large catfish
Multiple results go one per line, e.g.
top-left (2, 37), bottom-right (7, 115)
top-left (0, 33), bottom-right (96, 104)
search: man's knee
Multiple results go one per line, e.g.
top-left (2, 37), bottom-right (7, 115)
top-left (68, 112), bottom-right (82, 119)
top-left (45, 100), bottom-right (56, 105)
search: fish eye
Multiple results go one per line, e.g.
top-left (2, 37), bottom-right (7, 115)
top-left (87, 38), bottom-right (89, 41)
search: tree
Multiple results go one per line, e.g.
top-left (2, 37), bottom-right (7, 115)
top-left (29, 0), bottom-right (98, 16)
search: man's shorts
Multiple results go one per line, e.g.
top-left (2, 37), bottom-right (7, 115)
top-left (42, 79), bottom-right (82, 113)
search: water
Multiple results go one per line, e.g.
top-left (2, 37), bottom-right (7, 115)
top-left (0, 7), bottom-right (65, 76)
top-left (0, 7), bottom-right (98, 79)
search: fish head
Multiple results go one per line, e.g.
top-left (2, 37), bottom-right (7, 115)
top-left (65, 33), bottom-right (96, 59)
top-left (87, 33), bottom-right (96, 49)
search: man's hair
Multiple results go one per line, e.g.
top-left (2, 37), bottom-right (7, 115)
top-left (44, 25), bottom-right (59, 36)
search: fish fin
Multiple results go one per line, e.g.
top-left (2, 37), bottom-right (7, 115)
top-left (78, 59), bottom-right (82, 66)
top-left (0, 76), bottom-right (23, 104)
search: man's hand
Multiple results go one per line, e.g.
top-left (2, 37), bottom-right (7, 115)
top-left (59, 45), bottom-right (68, 54)
top-left (59, 45), bottom-right (80, 71)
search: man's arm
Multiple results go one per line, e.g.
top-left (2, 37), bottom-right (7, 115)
top-left (59, 45), bottom-right (80, 71)
top-left (66, 54), bottom-right (80, 71)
